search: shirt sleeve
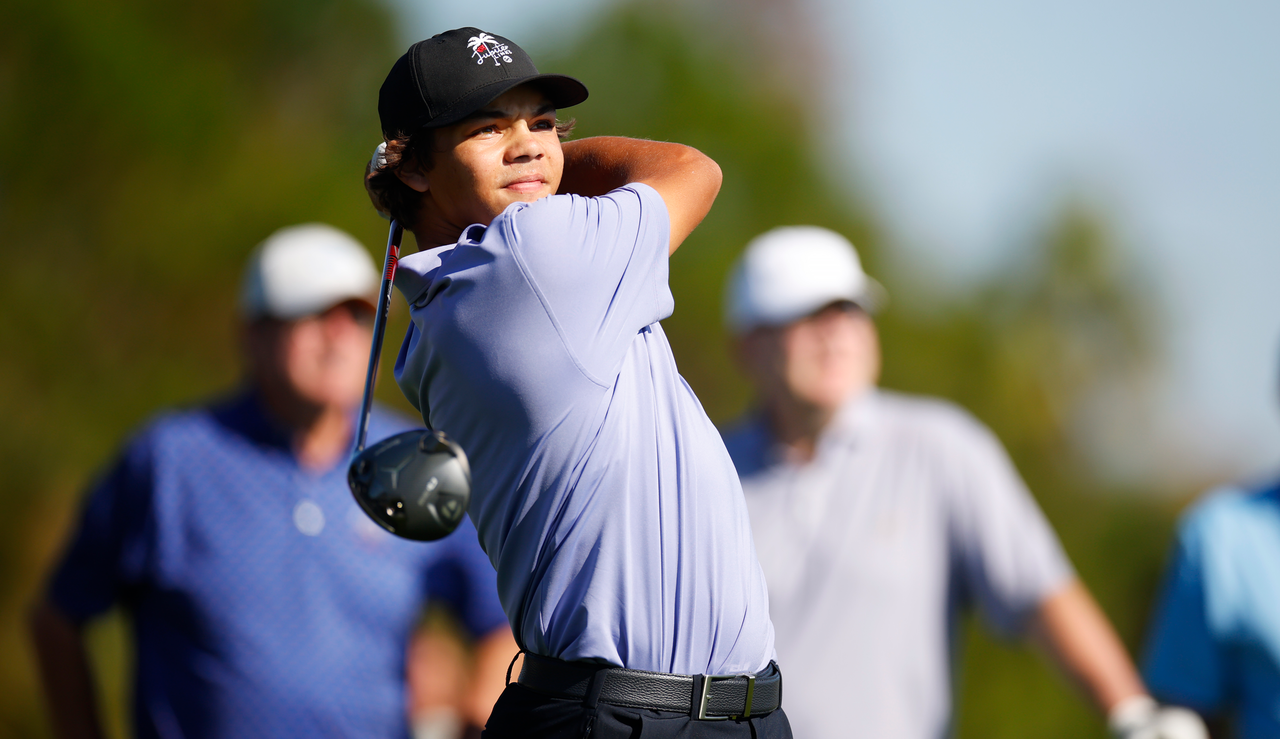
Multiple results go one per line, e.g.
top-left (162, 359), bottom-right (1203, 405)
top-left (942, 412), bottom-right (1075, 636)
top-left (424, 516), bottom-right (509, 639)
top-left (45, 433), bottom-right (157, 623)
top-left (1141, 505), bottom-right (1229, 714)
top-left (503, 184), bottom-right (674, 382)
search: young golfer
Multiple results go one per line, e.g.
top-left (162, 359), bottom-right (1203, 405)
top-left (365, 28), bottom-right (788, 738)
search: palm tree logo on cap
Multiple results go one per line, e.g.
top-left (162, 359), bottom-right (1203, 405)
top-left (468, 34), bottom-right (500, 64)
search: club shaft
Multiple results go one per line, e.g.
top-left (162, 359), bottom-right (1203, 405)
top-left (354, 220), bottom-right (403, 453)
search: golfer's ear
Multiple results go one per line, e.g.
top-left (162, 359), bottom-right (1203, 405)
top-left (394, 160), bottom-right (431, 193)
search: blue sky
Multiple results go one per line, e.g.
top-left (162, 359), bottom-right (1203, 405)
top-left (389, 0), bottom-right (1280, 482)
top-left (830, 0), bottom-right (1280, 482)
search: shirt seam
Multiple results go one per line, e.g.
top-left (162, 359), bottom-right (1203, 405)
top-left (500, 200), bottom-right (613, 390)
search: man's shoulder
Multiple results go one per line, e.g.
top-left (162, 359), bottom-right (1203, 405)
top-left (121, 400), bottom-right (229, 456)
top-left (718, 412), bottom-right (772, 479)
top-left (720, 391), bottom-right (998, 478)
top-left (719, 410), bottom-right (765, 446)
top-left (498, 184), bottom-right (664, 238)
top-left (1180, 479), bottom-right (1280, 544)
top-left (80, 399), bottom-right (236, 510)
top-left (855, 391), bottom-right (1025, 486)
top-left (867, 390), bottom-right (993, 444)
top-left (1169, 479), bottom-right (1280, 627)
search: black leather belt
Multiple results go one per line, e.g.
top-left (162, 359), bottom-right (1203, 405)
top-left (516, 652), bottom-right (782, 720)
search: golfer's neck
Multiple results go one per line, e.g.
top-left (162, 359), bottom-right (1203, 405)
top-left (409, 204), bottom-right (469, 250)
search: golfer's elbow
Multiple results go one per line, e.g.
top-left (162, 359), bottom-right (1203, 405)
top-left (683, 145), bottom-right (723, 202)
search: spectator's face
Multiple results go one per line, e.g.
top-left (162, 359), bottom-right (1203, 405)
top-left (245, 300), bottom-right (374, 412)
top-left (421, 84), bottom-right (563, 229)
top-left (738, 302), bottom-right (880, 413)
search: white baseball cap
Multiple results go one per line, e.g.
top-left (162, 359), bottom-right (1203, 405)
top-left (239, 224), bottom-right (379, 320)
top-left (724, 226), bottom-right (887, 334)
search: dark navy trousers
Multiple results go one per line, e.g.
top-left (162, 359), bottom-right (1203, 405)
top-left (482, 683), bottom-right (793, 739)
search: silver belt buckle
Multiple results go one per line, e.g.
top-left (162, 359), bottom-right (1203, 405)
top-left (696, 673), bottom-right (757, 720)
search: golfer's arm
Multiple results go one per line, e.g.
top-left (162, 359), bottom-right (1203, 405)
top-left (1029, 579), bottom-right (1148, 715)
top-left (28, 599), bottom-right (107, 739)
top-left (461, 626), bottom-right (520, 729)
top-left (558, 136), bottom-right (722, 255)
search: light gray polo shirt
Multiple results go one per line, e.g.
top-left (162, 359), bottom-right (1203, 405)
top-left (722, 389), bottom-right (1072, 738)
top-left (393, 184), bottom-right (775, 675)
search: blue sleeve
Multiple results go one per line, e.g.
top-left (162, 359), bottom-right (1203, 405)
top-left (46, 433), bottom-right (157, 623)
top-left (424, 516), bottom-right (508, 639)
top-left (504, 184), bottom-right (674, 381)
top-left (1142, 509), bottom-right (1228, 714)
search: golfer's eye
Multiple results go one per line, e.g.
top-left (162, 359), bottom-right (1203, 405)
top-left (470, 124), bottom-right (499, 138)
top-left (531, 119), bottom-right (555, 131)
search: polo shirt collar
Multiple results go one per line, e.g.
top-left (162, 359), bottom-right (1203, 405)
top-left (211, 387), bottom-right (294, 452)
top-left (210, 387), bottom-right (358, 473)
top-left (748, 387), bottom-right (881, 467)
top-left (826, 388), bottom-right (880, 443)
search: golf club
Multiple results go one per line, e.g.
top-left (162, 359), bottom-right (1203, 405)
top-left (348, 219), bottom-right (471, 541)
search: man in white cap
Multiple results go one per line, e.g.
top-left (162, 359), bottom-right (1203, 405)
top-left (720, 226), bottom-right (1208, 739)
top-left (29, 224), bottom-right (514, 739)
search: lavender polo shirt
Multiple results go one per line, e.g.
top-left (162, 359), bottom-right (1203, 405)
top-left (393, 184), bottom-right (775, 675)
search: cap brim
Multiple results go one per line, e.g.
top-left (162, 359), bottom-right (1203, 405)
top-left (257, 294), bottom-right (378, 322)
top-left (341, 295), bottom-right (378, 314)
top-left (857, 276), bottom-right (888, 314)
top-left (425, 73), bottom-right (589, 129)
top-left (728, 278), bottom-right (890, 334)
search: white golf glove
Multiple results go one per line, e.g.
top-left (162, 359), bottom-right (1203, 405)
top-left (1109, 695), bottom-right (1208, 739)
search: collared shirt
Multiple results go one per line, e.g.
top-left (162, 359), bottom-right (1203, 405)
top-left (47, 390), bottom-right (507, 739)
top-left (721, 389), bottom-right (1073, 739)
top-left (1142, 479), bottom-right (1280, 739)
top-left (392, 184), bottom-right (775, 675)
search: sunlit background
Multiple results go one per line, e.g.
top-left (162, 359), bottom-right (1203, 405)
top-left (1, 0), bottom-right (1276, 736)
top-left (405, 0), bottom-right (1280, 482)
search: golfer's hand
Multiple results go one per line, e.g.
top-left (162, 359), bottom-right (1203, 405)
top-left (1109, 696), bottom-right (1208, 739)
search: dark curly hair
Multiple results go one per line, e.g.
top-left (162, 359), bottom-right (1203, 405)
top-left (364, 119), bottom-right (577, 226)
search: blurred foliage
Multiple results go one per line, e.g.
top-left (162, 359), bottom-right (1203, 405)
top-left (0, 0), bottom-right (1192, 737)
top-left (0, 0), bottom-right (408, 734)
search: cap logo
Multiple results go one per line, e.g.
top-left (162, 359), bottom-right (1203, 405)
top-left (467, 33), bottom-right (513, 66)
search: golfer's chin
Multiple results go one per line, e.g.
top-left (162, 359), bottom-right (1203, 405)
top-left (500, 181), bottom-right (555, 203)
top-left (475, 186), bottom-right (556, 224)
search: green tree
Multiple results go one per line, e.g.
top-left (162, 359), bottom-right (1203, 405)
top-left (880, 204), bottom-right (1177, 738)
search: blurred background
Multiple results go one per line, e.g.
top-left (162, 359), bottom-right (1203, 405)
top-left (1, 0), bottom-right (1277, 737)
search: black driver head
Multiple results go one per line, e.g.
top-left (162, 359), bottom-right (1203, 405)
top-left (348, 429), bottom-right (471, 541)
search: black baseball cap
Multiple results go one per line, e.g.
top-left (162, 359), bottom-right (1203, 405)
top-left (378, 28), bottom-right (589, 139)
